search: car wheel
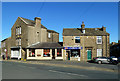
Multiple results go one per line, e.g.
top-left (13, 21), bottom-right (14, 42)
top-left (98, 61), bottom-right (102, 64)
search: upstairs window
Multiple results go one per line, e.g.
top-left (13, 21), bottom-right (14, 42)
top-left (16, 28), bottom-right (18, 35)
top-left (19, 27), bottom-right (21, 34)
top-left (97, 36), bottom-right (102, 44)
top-left (75, 37), bottom-right (80, 43)
top-left (16, 26), bottom-right (21, 35)
top-left (19, 38), bottom-right (21, 45)
top-left (48, 33), bottom-right (51, 38)
top-left (17, 27), bottom-right (19, 35)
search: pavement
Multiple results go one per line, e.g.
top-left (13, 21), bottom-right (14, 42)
top-left (3, 59), bottom-right (118, 73)
top-left (2, 61), bottom-right (118, 79)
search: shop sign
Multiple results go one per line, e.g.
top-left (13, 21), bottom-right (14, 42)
top-left (64, 47), bottom-right (83, 49)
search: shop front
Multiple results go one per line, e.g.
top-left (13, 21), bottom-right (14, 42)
top-left (11, 46), bottom-right (21, 60)
top-left (64, 47), bottom-right (83, 61)
top-left (26, 42), bottom-right (64, 60)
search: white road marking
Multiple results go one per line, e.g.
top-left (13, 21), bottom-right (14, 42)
top-left (17, 65), bottom-right (27, 68)
top-left (49, 70), bottom-right (88, 77)
top-left (28, 67), bottom-right (36, 69)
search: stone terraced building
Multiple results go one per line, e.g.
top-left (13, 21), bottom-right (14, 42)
top-left (63, 22), bottom-right (110, 61)
top-left (1, 17), bottom-right (64, 60)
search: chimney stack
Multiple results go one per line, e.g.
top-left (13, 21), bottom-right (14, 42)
top-left (102, 26), bottom-right (106, 32)
top-left (81, 22), bottom-right (85, 34)
top-left (34, 17), bottom-right (41, 27)
top-left (81, 21), bottom-right (85, 29)
top-left (111, 42), bottom-right (116, 45)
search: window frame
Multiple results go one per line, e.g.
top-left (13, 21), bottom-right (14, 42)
top-left (57, 49), bottom-right (62, 57)
top-left (97, 49), bottom-right (102, 57)
top-left (48, 33), bottom-right (51, 38)
top-left (75, 37), bottom-right (80, 43)
top-left (97, 36), bottom-right (102, 44)
top-left (43, 49), bottom-right (50, 57)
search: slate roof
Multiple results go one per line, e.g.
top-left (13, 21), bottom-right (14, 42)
top-left (27, 42), bottom-right (63, 49)
top-left (20, 17), bottom-right (47, 29)
top-left (47, 29), bottom-right (59, 34)
top-left (20, 17), bottom-right (58, 33)
top-left (63, 28), bottom-right (110, 36)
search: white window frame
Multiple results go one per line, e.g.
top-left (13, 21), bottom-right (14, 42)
top-left (19, 27), bottom-right (21, 34)
top-left (16, 28), bottom-right (18, 35)
top-left (97, 36), bottom-right (102, 44)
top-left (18, 27), bottom-right (19, 35)
top-left (19, 38), bottom-right (21, 45)
top-left (75, 37), bottom-right (80, 43)
top-left (48, 33), bottom-right (51, 38)
top-left (97, 49), bottom-right (102, 57)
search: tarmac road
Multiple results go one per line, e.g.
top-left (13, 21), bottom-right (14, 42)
top-left (2, 61), bottom-right (118, 79)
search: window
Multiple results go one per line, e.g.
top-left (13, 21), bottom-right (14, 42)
top-left (19, 39), bottom-right (21, 45)
top-left (97, 36), bottom-right (102, 44)
top-left (71, 49), bottom-right (80, 57)
top-left (18, 27), bottom-right (19, 35)
top-left (19, 27), bottom-right (21, 34)
top-left (48, 33), bottom-right (51, 38)
top-left (75, 37), bottom-right (80, 43)
top-left (57, 49), bottom-right (62, 57)
top-left (16, 28), bottom-right (18, 35)
top-left (16, 26), bottom-right (21, 35)
top-left (43, 49), bottom-right (50, 57)
top-left (97, 49), bottom-right (102, 57)
top-left (29, 49), bottom-right (35, 57)
top-left (16, 39), bottom-right (18, 46)
top-left (16, 38), bottom-right (21, 46)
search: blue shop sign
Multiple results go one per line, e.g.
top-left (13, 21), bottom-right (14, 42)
top-left (64, 47), bottom-right (83, 49)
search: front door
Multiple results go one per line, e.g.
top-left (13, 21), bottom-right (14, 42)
top-left (87, 50), bottom-right (92, 60)
top-left (52, 49), bottom-right (55, 59)
top-left (66, 50), bottom-right (70, 60)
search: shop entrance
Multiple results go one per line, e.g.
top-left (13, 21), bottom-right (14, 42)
top-left (66, 50), bottom-right (70, 60)
top-left (87, 50), bottom-right (92, 60)
top-left (52, 49), bottom-right (55, 59)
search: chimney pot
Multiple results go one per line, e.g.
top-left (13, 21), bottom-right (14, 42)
top-left (81, 21), bottom-right (85, 29)
top-left (102, 26), bottom-right (106, 32)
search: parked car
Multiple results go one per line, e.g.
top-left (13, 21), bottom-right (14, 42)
top-left (118, 57), bottom-right (120, 62)
top-left (110, 56), bottom-right (118, 61)
top-left (93, 57), bottom-right (118, 65)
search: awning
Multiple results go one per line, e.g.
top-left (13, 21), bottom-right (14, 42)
top-left (26, 42), bottom-right (63, 49)
top-left (11, 46), bottom-right (20, 49)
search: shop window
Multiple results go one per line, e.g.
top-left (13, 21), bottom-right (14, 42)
top-left (43, 49), bottom-right (50, 57)
top-left (97, 36), bottom-right (102, 44)
top-left (29, 49), bottom-right (35, 57)
top-left (71, 49), bottom-right (80, 57)
top-left (75, 37), bottom-right (80, 43)
top-left (57, 49), bottom-right (62, 57)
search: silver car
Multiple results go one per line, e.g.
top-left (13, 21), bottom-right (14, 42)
top-left (93, 57), bottom-right (112, 64)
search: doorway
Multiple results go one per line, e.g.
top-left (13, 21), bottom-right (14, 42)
top-left (52, 49), bottom-right (55, 59)
top-left (66, 50), bottom-right (70, 60)
top-left (87, 50), bottom-right (92, 60)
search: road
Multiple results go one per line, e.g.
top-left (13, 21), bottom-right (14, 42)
top-left (1, 61), bottom-right (118, 79)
